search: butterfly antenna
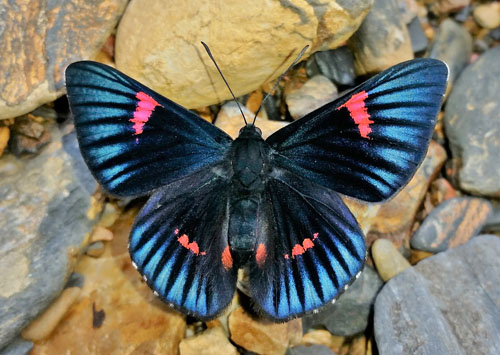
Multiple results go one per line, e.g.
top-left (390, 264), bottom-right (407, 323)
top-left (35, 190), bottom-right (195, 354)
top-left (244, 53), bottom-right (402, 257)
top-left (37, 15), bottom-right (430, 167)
top-left (252, 45), bottom-right (309, 125)
top-left (201, 42), bottom-right (248, 125)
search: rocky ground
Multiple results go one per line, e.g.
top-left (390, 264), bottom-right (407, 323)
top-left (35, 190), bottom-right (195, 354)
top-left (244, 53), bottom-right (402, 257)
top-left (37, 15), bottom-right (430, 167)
top-left (1, 0), bottom-right (500, 354)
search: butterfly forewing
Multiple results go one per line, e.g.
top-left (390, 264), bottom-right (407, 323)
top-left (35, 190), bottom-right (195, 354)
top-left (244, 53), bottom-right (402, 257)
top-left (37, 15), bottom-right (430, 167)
top-left (266, 58), bottom-right (448, 202)
top-left (248, 168), bottom-right (366, 321)
top-left (129, 165), bottom-right (237, 320)
top-left (65, 61), bottom-right (233, 197)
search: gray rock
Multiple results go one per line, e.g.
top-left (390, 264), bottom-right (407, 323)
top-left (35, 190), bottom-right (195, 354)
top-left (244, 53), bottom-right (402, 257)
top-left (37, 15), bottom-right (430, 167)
top-left (411, 197), bottom-right (492, 252)
top-left (429, 19), bottom-right (472, 86)
top-left (348, 0), bottom-right (413, 75)
top-left (305, 47), bottom-right (356, 87)
top-left (0, 123), bottom-right (98, 348)
top-left (0, 337), bottom-right (33, 355)
top-left (408, 17), bottom-right (428, 54)
top-left (286, 345), bottom-right (334, 355)
top-left (444, 46), bottom-right (500, 197)
top-left (375, 235), bottom-right (500, 355)
top-left (484, 202), bottom-right (500, 232)
top-left (302, 266), bottom-right (383, 336)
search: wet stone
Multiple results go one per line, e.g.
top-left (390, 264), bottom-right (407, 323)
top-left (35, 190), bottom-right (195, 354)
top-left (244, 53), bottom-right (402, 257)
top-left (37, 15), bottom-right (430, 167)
top-left (305, 47), bottom-right (356, 87)
top-left (302, 266), bottom-right (383, 336)
top-left (375, 235), bottom-right (500, 355)
top-left (411, 197), bottom-right (492, 253)
top-left (444, 46), bottom-right (500, 197)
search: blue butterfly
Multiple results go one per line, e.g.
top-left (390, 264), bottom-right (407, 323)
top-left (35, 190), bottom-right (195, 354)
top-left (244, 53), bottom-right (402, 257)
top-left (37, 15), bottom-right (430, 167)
top-left (65, 46), bottom-right (447, 321)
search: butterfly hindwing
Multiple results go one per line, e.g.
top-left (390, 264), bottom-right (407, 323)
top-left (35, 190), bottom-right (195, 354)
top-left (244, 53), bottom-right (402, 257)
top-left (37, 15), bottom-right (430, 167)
top-left (267, 58), bottom-right (448, 202)
top-left (65, 61), bottom-right (233, 197)
top-left (129, 164), bottom-right (237, 320)
top-left (248, 167), bottom-right (366, 321)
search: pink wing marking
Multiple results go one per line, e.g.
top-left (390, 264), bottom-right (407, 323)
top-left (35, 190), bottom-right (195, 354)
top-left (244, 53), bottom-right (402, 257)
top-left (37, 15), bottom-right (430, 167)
top-left (337, 91), bottom-right (373, 139)
top-left (130, 91), bottom-right (161, 137)
top-left (221, 246), bottom-right (233, 270)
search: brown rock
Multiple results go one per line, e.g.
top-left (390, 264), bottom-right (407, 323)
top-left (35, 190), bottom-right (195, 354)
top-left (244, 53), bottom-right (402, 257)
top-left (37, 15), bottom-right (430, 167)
top-left (215, 102), bottom-right (288, 139)
top-left (342, 197), bottom-right (381, 236)
top-left (473, 3), bottom-right (500, 29)
top-left (115, 0), bottom-right (373, 109)
top-left (229, 307), bottom-right (302, 355)
top-left (349, 335), bottom-right (367, 355)
top-left (348, 0), bottom-right (414, 76)
top-left (0, 126), bottom-right (10, 156)
top-left (438, 0), bottom-right (470, 14)
top-left (371, 239), bottom-right (411, 281)
top-left (409, 249), bottom-right (434, 265)
top-left (0, 0), bottom-right (128, 119)
top-left (22, 287), bottom-right (81, 341)
top-left (301, 329), bottom-right (345, 354)
top-left (411, 197), bottom-right (493, 252)
top-left (90, 226), bottom-right (114, 243)
top-left (85, 241), bottom-right (105, 258)
top-left (179, 327), bottom-right (238, 355)
top-left (367, 141), bottom-right (447, 249)
top-left (429, 178), bottom-right (457, 206)
top-left (8, 115), bottom-right (52, 155)
top-left (30, 210), bottom-right (186, 354)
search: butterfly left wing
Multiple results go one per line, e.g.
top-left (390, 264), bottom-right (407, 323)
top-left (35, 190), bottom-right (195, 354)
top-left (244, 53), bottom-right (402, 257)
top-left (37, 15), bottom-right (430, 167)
top-left (66, 61), bottom-right (233, 197)
top-left (267, 58), bottom-right (448, 202)
top-left (129, 164), bottom-right (238, 320)
top-left (248, 167), bottom-right (366, 321)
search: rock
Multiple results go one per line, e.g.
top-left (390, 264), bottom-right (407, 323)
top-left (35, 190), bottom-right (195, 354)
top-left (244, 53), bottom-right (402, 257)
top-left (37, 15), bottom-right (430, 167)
top-left (22, 286), bottom-right (81, 341)
top-left (367, 141), bottom-right (447, 249)
top-left (343, 197), bottom-right (381, 236)
top-left (438, 0), bottom-right (470, 14)
top-left (397, 0), bottom-right (419, 24)
top-left (484, 202), bottom-right (500, 232)
top-left (375, 235), bottom-right (500, 354)
top-left (429, 178), bottom-right (457, 206)
top-left (0, 127), bottom-right (9, 156)
top-left (215, 101), bottom-right (288, 139)
top-left (90, 226), bottom-right (114, 243)
top-left (411, 197), bottom-right (492, 252)
top-left (115, 0), bottom-right (373, 109)
top-left (348, 0), bottom-right (414, 76)
top-left (429, 19), bottom-right (472, 89)
top-left (286, 345), bottom-right (335, 355)
top-left (301, 329), bottom-right (344, 354)
top-left (444, 46), bottom-right (500, 197)
top-left (286, 75), bottom-right (338, 120)
top-left (8, 115), bottom-right (51, 156)
top-left (30, 209), bottom-right (186, 354)
top-left (407, 17), bottom-right (428, 54)
top-left (372, 239), bottom-right (411, 281)
top-left (302, 266), bottom-right (383, 336)
top-left (305, 47), bottom-right (356, 87)
top-left (229, 307), bottom-right (302, 355)
top-left (489, 25), bottom-right (500, 41)
top-left (179, 327), bottom-right (238, 355)
top-left (0, 337), bottom-right (33, 355)
top-left (350, 335), bottom-right (368, 355)
top-left (473, 2), bottom-right (500, 29)
top-left (0, 0), bottom-right (127, 119)
top-left (85, 241), bottom-right (106, 258)
top-left (97, 203), bottom-right (119, 228)
top-left (409, 249), bottom-right (434, 265)
top-left (0, 123), bottom-right (98, 348)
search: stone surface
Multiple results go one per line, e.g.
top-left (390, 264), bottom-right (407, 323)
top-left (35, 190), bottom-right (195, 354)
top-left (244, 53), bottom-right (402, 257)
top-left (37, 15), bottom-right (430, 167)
top-left (0, 127), bottom-right (9, 157)
top-left (0, 0), bottom-right (128, 119)
top-left (444, 46), bottom-right (500, 197)
top-left (397, 0), bottom-right (419, 24)
top-left (438, 0), bottom-right (470, 14)
top-left (372, 239), bottom-right (411, 281)
top-left (90, 226), bottom-right (114, 243)
top-left (302, 266), bottom-right (383, 336)
top-left (229, 307), bottom-right (302, 355)
top-left (375, 235), bottom-right (500, 355)
top-left (286, 75), bottom-right (338, 120)
top-left (348, 0), bottom-right (414, 75)
top-left (115, 0), bottom-right (373, 109)
top-left (408, 17), bottom-right (428, 53)
top-left (305, 47), bottom-right (356, 87)
top-left (484, 202), bottom-right (500, 232)
top-left (367, 141), bottom-right (447, 249)
top-left (0, 337), bottom-right (33, 355)
top-left (179, 327), bottom-right (238, 355)
top-left (429, 19), bottom-right (472, 88)
top-left (286, 345), bottom-right (334, 355)
top-left (0, 123), bottom-right (98, 348)
top-left (429, 178), bottom-right (457, 206)
top-left (215, 102), bottom-right (288, 139)
top-left (8, 115), bottom-right (51, 156)
top-left (301, 329), bottom-right (344, 354)
top-left (411, 197), bottom-right (492, 252)
top-left (30, 209), bottom-right (186, 354)
top-left (473, 2), bottom-right (500, 29)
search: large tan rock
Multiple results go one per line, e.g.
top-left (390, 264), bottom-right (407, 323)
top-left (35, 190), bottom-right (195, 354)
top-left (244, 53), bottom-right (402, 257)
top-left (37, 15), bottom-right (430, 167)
top-left (0, 0), bottom-right (128, 119)
top-left (115, 0), bottom-right (373, 109)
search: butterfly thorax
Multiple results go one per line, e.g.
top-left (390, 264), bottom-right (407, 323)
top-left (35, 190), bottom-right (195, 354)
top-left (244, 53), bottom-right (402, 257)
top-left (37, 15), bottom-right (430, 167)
top-left (228, 124), bottom-right (268, 266)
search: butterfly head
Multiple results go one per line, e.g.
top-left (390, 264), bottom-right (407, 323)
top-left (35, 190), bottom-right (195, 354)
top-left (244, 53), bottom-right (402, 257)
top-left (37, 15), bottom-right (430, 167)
top-left (238, 124), bottom-right (262, 139)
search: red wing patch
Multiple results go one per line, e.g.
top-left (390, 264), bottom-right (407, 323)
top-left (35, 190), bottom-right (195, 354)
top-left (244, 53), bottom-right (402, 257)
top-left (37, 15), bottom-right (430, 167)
top-left (177, 233), bottom-right (205, 256)
top-left (337, 91), bottom-right (373, 139)
top-left (221, 246), bottom-right (233, 270)
top-left (286, 232), bottom-right (319, 259)
top-left (130, 91), bottom-right (161, 137)
top-left (255, 243), bottom-right (267, 267)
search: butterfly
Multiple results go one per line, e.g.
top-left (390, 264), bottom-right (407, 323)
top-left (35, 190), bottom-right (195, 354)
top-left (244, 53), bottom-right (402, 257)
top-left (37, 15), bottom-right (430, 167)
top-left (65, 47), bottom-right (448, 322)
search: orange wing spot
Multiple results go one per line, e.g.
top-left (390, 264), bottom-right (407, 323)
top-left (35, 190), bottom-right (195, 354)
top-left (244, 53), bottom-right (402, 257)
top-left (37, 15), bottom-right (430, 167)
top-left (256, 243), bottom-right (267, 267)
top-left (337, 90), bottom-right (374, 139)
top-left (221, 246), bottom-right (233, 270)
top-left (188, 241), bottom-right (199, 255)
top-left (177, 234), bottom-right (189, 248)
top-left (292, 244), bottom-right (305, 258)
top-left (177, 234), bottom-right (205, 256)
top-left (302, 238), bottom-right (314, 250)
top-left (200, 251), bottom-right (206, 256)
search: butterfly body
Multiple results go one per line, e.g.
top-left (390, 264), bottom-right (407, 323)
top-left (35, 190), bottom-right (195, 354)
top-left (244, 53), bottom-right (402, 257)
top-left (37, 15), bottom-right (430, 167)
top-left (65, 57), bottom-right (448, 321)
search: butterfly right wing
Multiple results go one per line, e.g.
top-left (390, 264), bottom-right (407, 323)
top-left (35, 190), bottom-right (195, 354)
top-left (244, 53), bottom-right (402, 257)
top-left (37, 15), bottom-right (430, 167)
top-left (129, 164), bottom-right (237, 320)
